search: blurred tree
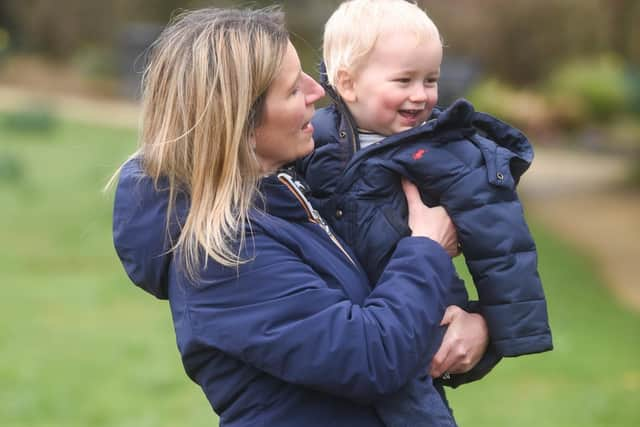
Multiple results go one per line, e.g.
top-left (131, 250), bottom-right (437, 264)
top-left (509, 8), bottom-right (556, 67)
top-left (1, 0), bottom-right (236, 57)
top-left (3, 0), bottom-right (116, 57)
top-left (2, 0), bottom-right (638, 87)
top-left (605, 0), bottom-right (640, 64)
top-left (423, 0), bottom-right (610, 85)
top-left (0, 0), bottom-right (17, 46)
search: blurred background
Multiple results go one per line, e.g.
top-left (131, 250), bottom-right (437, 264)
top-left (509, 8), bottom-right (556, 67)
top-left (1, 1), bottom-right (638, 426)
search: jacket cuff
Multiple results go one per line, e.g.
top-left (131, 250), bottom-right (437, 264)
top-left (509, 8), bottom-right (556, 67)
top-left (397, 236), bottom-right (450, 264)
top-left (436, 345), bottom-right (502, 388)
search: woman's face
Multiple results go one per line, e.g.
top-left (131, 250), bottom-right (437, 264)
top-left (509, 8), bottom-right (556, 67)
top-left (254, 41), bottom-right (325, 173)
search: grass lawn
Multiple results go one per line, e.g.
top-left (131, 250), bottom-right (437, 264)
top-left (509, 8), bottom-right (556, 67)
top-left (1, 114), bottom-right (639, 427)
top-left (450, 230), bottom-right (640, 426)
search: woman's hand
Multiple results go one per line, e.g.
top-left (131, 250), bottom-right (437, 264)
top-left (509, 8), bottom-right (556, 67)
top-left (401, 179), bottom-right (459, 256)
top-left (429, 305), bottom-right (489, 377)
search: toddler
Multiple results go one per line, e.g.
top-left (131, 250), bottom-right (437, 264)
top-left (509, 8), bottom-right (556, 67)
top-left (299, 0), bottom-right (553, 425)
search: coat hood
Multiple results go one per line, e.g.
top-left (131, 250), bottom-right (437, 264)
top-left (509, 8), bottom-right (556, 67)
top-left (112, 158), bottom-right (188, 300)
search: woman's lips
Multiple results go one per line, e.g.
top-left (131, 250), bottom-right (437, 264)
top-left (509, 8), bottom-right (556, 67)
top-left (301, 121), bottom-right (314, 134)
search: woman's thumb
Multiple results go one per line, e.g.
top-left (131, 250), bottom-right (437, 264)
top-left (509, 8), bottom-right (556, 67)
top-left (401, 178), bottom-right (420, 205)
top-left (440, 305), bottom-right (458, 326)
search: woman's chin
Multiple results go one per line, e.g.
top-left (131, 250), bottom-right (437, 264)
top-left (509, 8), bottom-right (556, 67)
top-left (298, 137), bottom-right (315, 158)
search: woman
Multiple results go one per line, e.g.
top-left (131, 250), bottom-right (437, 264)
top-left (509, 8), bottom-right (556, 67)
top-left (112, 7), bottom-right (489, 426)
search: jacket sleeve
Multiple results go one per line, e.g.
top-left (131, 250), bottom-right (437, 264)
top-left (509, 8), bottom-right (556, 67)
top-left (180, 232), bottom-right (454, 404)
top-left (441, 164), bottom-right (552, 356)
top-left (389, 140), bottom-right (552, 357)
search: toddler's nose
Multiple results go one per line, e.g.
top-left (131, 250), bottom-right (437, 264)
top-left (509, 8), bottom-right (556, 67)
top-left (409, 86), bottom-right (428, 103)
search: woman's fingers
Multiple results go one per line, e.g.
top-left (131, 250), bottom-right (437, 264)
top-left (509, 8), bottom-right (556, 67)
top-left (430, 306), bottom-right (461, 376)
top-left (430, 330), bottom-right (468, 376)
top-left (440, 304), bottom-right (460, 326)
top-left (429, 338), bottom-right (452, 378)
top-left (431, 307), bottom-right (490, 377)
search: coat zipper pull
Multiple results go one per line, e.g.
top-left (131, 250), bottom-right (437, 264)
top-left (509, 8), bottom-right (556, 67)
top-left (277, 172), bottom-right (356, 266)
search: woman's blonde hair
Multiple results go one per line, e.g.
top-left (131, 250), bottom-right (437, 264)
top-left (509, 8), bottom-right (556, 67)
top-left (323, 0), bottom-right (441, 85)
top-left (133, 7), bottom-right (288, 278)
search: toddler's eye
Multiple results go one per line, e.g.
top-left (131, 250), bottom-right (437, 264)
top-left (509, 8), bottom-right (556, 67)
top-left (394, 78), bottom-right (411, 84)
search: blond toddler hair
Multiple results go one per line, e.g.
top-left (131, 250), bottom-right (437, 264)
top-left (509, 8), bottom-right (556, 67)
top-left (323, 0), bottom-right (441, 86)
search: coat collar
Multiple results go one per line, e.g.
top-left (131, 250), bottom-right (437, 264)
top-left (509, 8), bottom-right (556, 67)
top-left (256, 169), bottom-right (311, 223)
top-left (319, 62), bottom-right (361, 154)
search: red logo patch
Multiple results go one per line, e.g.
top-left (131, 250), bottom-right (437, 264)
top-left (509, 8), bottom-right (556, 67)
top-left (412, 148), bottom-right (427, 160)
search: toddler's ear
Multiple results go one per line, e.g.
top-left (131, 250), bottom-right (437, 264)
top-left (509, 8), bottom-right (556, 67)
top-left (336, 69), bottom-right (357, 103)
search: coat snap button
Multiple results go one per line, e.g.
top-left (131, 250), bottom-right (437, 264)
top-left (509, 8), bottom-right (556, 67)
top-left (496, 172), bottom-right (504, 180)
top-left (335, 209), bottom-right (343, 219)
top-left (339, 131), bottom-right (347, 138)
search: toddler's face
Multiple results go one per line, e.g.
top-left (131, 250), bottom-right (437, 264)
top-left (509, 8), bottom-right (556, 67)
top-left (345, 30), bottom-right (442, 136)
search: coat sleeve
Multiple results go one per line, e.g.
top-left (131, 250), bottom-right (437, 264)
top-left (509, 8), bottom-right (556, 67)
top-left (180, 232), bottom-right (453, 404)
top-left (388, 140), bottom-right (552, 357)
top-left (444, 175), bottom-right (553, 356)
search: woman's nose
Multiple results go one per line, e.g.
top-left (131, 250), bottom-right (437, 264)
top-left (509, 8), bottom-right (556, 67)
top-left (303, 73), bottom-right (325, 105)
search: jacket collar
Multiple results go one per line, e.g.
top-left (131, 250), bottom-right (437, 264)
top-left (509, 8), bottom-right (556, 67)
top-left (319, 62), bottom-right (361, 154)
top-left (256, 168), bottom-right (312, 223)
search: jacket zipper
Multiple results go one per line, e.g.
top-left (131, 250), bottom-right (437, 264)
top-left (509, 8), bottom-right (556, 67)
top-left (277, 172), bottom-right (356, 266)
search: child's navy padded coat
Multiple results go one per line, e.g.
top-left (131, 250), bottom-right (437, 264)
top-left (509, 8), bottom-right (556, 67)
top-left (300, 97), bottom-right (553, 358)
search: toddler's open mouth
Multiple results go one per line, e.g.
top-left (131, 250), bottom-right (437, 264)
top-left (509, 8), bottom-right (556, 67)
top-left (398, 109), bottom-right (423, 120)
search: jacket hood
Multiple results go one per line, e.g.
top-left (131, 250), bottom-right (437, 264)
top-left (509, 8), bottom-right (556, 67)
top-left (468, 107), bottom-right (533, 183)
top-left (470, 110), bottom-right (533, 164)
top-left (112, 157), bottom-right (188, 300)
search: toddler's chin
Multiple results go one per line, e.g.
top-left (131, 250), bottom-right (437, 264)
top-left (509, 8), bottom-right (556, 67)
top-left (392, 124), bottom-right (413, 134)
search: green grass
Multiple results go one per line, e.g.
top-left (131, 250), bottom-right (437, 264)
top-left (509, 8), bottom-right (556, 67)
top-left (449, 227), bottom-right (640, 426)
top-left (0, 118), bottom-right (213, 427)
top-left (1, 115), bottom-right (638, 426)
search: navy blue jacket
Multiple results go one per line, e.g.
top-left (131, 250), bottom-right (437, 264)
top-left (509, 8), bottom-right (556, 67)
top-left (113, 158), bottom-right (459, 427)
top-left (300, 95), bottom-right (553, 358)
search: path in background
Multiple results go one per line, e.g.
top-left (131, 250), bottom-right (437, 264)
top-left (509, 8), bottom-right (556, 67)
top-left (1, 83), bottom-right (638, 311)
top-left (0, 84), bottom-right (139, 128)
top-left (520, 147), bottom-right (640, 311)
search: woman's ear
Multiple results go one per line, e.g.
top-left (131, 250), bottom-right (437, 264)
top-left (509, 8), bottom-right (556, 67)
top-left (336, 69), bottom-right (357, 103)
